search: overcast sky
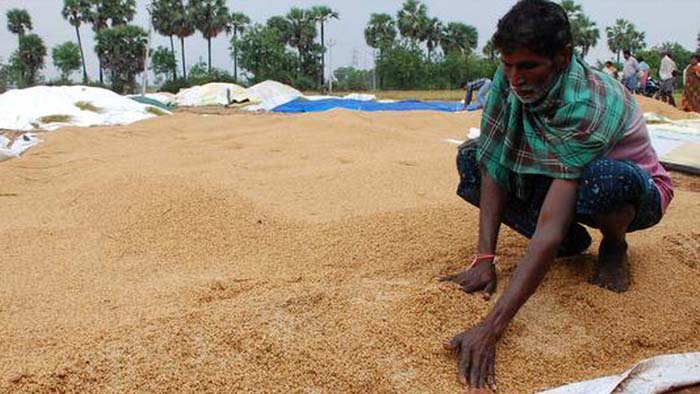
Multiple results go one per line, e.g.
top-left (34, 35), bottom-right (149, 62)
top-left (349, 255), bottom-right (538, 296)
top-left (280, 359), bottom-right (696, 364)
top-left (1, 0), bottom-right (699, 81)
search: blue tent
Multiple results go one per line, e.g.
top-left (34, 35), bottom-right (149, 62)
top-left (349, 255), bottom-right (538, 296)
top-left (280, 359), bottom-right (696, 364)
top-left (272, 98), bottom-right (465, 113)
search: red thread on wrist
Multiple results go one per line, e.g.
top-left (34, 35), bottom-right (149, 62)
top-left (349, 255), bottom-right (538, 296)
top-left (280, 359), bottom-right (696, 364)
top-left (468, 254), bottom-right (496, 269)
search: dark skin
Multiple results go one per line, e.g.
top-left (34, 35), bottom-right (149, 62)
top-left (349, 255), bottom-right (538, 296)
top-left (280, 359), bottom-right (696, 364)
top-left (439, 47), bottom-right (636, 391)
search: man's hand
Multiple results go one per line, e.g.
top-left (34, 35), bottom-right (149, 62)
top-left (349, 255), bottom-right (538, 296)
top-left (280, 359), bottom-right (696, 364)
top-left (444, 324), bottom-right (499, 391)
top-left (439, 260), bottom-right (497, 300)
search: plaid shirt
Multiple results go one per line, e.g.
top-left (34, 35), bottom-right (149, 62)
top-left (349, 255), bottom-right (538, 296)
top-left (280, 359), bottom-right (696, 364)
top-left (477, 55), bottom-right (636, 198)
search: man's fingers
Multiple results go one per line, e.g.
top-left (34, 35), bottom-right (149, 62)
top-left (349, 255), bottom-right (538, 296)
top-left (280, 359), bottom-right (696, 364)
top-left (437, 274), bottom-right (455, 282)
top-left (443, 336), bottom-right (458, 351)
top-left (482, 279), bottom-right (497, 300)
top-left (458, 349), bottom-right (471, 386)
top-left (478, 351), bottom-right (491, 388)
top-left (487, 352), bottom-right (497, 392)
top-left (469, 350), bottom-right (483, 388)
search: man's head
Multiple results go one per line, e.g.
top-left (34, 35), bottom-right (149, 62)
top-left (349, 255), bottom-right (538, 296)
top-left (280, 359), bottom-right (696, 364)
top-left (492, 0), bottom-right (573, 103)
top-left (605, 61), bottom-right (614, 68)
top-left (623, 50), bottom-right (631, 60)
top-left (460, 81), bottom-right (468, 90)
top-left (690, 55), bottom-right (699, 66)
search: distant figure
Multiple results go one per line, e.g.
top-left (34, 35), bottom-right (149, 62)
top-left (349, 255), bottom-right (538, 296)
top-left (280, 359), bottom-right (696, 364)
top-left (681, 54), bottom-right (700, 113)
top-left (461, 78), bottom-right (492, 110)
top-left (622, 50), bottom-right (639, 92)
top-left (603, 61), bottom-right (619, 79)
top-left (637, 57), bottom-right (650, 94)
top-left (658, 51), bottom-right (678, 107)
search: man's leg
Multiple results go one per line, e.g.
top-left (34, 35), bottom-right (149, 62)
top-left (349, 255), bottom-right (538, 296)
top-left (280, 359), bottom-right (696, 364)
top-left (591, 204), bottom-right (635, 292)
top-left (575, 159), bottom-right (663, 292)
top-left (456, 145), bottom-right (591, 255)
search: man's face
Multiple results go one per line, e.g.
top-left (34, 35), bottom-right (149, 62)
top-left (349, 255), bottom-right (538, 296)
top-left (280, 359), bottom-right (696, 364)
top-left (500, 48), bottom-right (567, 104)
top-left (691, 57), bottom-right (699, 66)
top-left (623, 53), bottom-right (630, 60)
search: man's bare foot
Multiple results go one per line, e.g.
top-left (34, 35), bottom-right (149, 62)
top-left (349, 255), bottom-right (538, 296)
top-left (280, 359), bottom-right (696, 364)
top-left (557, 223), bottom-right (592, 258)
top-left (591, 239), bottom-right (630, 292)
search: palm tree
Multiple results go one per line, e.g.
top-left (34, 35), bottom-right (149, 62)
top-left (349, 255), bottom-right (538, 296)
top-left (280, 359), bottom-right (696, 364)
top-left (87, 0), bottom-right (136, 83)
top-left (107, 0), bottom-right (136, 26)
top-left (396, 0), bottom-right (428, 44)
top-left (150, 0), bottom-right (180, 81)
top-left (365, 13), bottom-right (397, 89)
top-left (559, 0), bottom-right (582, 20)
top-left (62, 0), bottom-right (90, 83)
top-left (6, 9), bottom-right (33, 47)
top-left (440, 22), bottom-right (478, 56)
top-left (171, 0), bottom-right (195, 79)
top-left (573, 15), bottom-right (600, 57)
top-left (423, 17), bottom-right (442, 60)
top-left (190, 0), bottom-right (230, 73)
top-left (482, 38), bottom-right (498, 61)
top-left (229, 12), bottom-right (250, 81)
top-left (310, 6), bottom-right (339, 87)
top-left (285, 8), bottom-right (317, 70)
top-left (17, 34), bottom-right (46, 86)
top-left (606, 19), bottom-right (645, 63)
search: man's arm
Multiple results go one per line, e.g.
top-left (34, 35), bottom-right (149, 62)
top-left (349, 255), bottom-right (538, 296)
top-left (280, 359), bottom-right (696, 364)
top-left (440, 169), bottom-right (506, 298)
top-left (477, 168), bottom-right (507, 256)
top-left (446, 178), bottom-right (578, 389)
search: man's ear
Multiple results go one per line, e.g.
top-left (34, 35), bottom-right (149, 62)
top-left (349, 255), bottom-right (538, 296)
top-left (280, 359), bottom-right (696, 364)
top-left (554, 46), bottom-right (573, 71)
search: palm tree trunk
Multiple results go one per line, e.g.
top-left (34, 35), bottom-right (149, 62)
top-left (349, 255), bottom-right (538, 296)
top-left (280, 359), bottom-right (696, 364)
top-left (181, 36), bottom-right (187, 80)
top-left (233, 29), bottom-right (238, 82)
top-left (320, 22), bottom-right (325, 89)
top-left (207, 37), bottom-right (212, 73)
top-left (99, 59), bottom-right (104, 84)
top-left (170, 35), bottom-right (177, 81)
top-left (75, 25), bottom-right (88, 83)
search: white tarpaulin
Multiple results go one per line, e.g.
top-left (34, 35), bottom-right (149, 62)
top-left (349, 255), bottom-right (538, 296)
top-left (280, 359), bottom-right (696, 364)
top-left (175, 82), bottom-right (253, 107)
top-left (244, 80), bottom-right (303, 111)
top-left (539, 353), bottom-right (700, 394)
top-left (0, 86), bottom-right (168, 131)
top-left (0, 133), bottom-right (40, 162)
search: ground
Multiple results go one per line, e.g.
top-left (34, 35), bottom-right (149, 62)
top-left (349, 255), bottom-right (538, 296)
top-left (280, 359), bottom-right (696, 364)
top-left (0, 96), bottom-right (698, 393)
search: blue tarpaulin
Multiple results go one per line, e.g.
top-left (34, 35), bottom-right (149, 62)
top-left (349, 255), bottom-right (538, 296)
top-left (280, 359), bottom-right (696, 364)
top-left (272, 98), bottom-right (465, 113)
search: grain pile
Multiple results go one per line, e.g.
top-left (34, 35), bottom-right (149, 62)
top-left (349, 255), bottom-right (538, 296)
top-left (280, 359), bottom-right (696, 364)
top-left (0, 98), bottom-right (698, 393)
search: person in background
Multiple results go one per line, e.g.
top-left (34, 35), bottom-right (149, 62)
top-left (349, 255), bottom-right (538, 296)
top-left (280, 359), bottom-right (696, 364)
top-left (621, 50), bottom-right (639, 92)
top-left (658, 50), bottom-right (678, 107)
top-left (637, 57), bottom-right (650, 95)
top-left (461, 78), bottom-right (493, 110)
top-left (681, 54), bottom-right (700, 113)
top-left (603, 61), bottom-right (619, 79)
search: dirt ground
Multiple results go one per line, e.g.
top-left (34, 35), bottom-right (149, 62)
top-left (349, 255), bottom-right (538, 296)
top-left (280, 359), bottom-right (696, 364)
top-left (0, 97), bottom-right (698, 393)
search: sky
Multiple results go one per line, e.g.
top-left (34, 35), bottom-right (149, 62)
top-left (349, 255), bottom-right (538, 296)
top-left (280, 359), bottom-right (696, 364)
top-left (1, 0), bottom-right (699, 81)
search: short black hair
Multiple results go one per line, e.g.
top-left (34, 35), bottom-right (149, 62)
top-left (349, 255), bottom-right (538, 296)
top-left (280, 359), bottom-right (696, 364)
top-left (691, 54), bottom-right (700, 61)
top-left (605, 61), bottom-right (613, 66)
top-left (460, 81), bottom-right (468, 89)
top-left (492, 0), bottom-right (572, 58)
top-left (623, 49), bottom-right (632, 56)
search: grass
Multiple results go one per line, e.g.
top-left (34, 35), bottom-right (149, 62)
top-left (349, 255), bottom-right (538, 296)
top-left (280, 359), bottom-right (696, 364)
top-left (39, 114), bottom-right (73, 124)
top-left (146, 106), bottom-right (169, 116)
top-left (74, 101), bottom-right (103, 113)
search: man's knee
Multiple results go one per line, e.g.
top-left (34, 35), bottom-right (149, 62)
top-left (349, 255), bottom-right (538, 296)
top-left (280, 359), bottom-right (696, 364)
top-left (577, 159), bottom-right (643, 213)
top-left (456, 144), bottom-right (481, 204)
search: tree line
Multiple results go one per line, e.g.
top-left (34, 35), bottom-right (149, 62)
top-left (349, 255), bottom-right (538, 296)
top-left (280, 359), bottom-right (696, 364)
top-left (1, 0), bottom-right (699, 94)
